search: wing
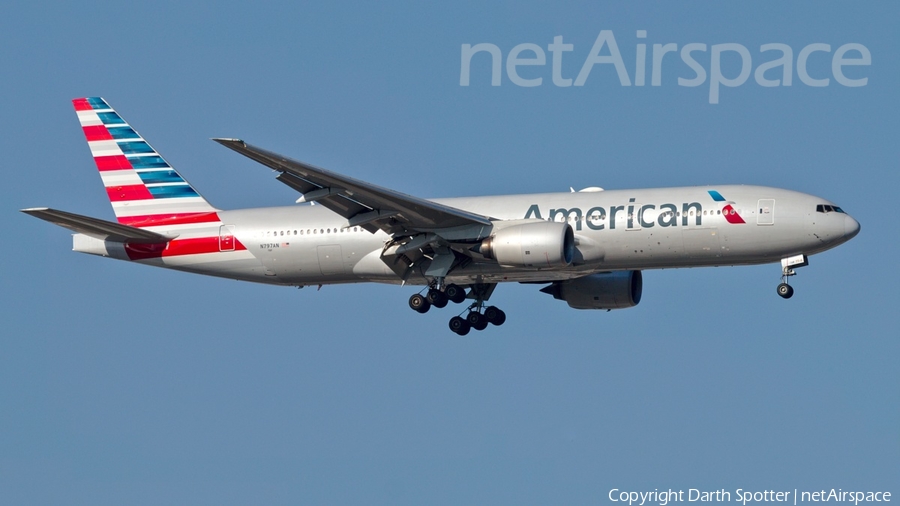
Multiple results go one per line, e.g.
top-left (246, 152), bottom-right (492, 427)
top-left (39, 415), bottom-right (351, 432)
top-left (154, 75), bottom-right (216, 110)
top-left (212, 138), bottom-right (493, 235)
top-left (21, 207), bottom-right (176, 243)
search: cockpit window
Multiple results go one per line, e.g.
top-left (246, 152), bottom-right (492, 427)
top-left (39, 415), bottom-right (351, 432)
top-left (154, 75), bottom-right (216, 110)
top-left (816, 204), bottom-right (846, 214)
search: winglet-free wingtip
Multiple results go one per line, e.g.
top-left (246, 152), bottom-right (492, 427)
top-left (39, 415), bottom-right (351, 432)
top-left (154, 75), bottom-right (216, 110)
top-left (212, 138), bottom-right (245, 147)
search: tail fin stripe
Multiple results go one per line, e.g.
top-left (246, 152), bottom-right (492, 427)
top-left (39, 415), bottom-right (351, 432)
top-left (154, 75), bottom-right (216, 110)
top-left (107, 127), bottom-right (139, 139)
top-left (82, 125), bottom-right (113, 141)
top-left (88, 140), bottom-right (121, 157)
top-left (127, 156), bottom-right (169, 169)
top-left (73, 97), bottom-right (218, 225)
top-left (72, 98), bottom-right (92, 111)
top-left (147, 185), bottom-right (200, 198)
top-left (117, 212), bottom-right (221, 227)
top-left (107, 185), bottom-right (154, 202)
top-left (99, 171), bottom-right (143, 186)
top-left (117, 141), bottom-right (154, 154)
top-left (76, 110), bottom-right (103, 126)
top-left (94, 155), bottom-right (132, 171)
top-left (137, 170), bottom-right (182, 184)
top-left (97, 112), bottom-right (125, 125)
top-left (111, 198), bottom-right (216, 215)
top-left (73, 98), bottom-right (111, 111)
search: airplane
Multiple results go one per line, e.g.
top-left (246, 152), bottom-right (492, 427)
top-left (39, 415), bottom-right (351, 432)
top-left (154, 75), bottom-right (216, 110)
top-left (22, 97), bottom-right (861, 335)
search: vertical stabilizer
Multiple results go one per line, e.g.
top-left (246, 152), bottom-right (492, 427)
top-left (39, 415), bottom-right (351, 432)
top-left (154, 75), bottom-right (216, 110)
top-left (72, 97), bottom-right (219, 228)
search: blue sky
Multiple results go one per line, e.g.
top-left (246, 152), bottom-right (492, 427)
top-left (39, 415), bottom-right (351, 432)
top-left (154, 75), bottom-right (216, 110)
top-left (1, 2), bottom-right (897, 504)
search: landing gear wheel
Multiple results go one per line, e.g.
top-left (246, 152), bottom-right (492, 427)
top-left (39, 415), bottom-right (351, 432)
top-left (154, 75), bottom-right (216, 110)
top-left (467, 311), bottom-right (489, 331)
top-left (449, 316), bottom-right (470, 335)
top-left (484, 306), bottom-right (506, 326)
top-left (409, 293), bottom-right (431, 313)
top-left (427, 288), bottom-right (449, 308)
top-left (777, 283), bottom-right (794, 299)
top-left (445, 284), bottom-right (467, 304)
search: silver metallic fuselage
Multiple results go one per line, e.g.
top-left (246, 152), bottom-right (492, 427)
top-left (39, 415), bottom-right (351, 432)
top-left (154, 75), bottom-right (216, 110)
top-left (102, 185), bottom-right (857, 287)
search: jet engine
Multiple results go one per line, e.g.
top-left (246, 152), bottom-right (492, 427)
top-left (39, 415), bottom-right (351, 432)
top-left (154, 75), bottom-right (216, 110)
top-left (540, 271), bottom-right (642, 309)
top-left (479, 221), bottom-right (575, 268)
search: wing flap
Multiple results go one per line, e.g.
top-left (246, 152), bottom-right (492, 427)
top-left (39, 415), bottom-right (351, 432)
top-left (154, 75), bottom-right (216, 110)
top-left (21, 207), bottom-right (175, 243)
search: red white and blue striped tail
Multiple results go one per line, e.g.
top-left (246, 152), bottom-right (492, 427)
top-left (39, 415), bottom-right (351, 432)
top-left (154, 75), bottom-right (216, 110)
top-left (72, 97), bottom-right (219, 228)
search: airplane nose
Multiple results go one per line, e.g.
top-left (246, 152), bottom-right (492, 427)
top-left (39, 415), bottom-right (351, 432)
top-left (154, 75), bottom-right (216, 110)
top-left (844, 214), bottom-right (861, 240)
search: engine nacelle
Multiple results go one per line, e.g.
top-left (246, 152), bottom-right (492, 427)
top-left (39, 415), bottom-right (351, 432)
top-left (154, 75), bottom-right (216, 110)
top-left (540, 271), bottom-right (643, 310)
top-left (479, 221), bottom-right (575, 268)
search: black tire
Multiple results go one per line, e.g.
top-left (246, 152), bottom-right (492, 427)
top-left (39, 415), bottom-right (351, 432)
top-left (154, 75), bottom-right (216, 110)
top-left (428, 288), bottom-right (449, 308)
top-left (449, 316), bottom-right (470, 335)
top-left (445, 284), bottom-right (467, 304)
top-left (484, 306), bottom-right (506, 326)
top-left (467, 311), bottom-right (488, 331)
top-left (409, 293), bottom-right (431, 313)
top-left (777, 283), bottom-right (794, 299)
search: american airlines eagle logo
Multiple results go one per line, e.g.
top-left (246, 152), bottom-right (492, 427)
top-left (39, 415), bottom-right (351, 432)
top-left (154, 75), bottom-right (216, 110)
top-left (708, 190), bottom-right (746, 224)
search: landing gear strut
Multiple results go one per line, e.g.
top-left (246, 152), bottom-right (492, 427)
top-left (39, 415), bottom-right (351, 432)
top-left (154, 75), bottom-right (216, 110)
top-left (450, 284), bottom-right (505, 335)
top-left (409, 280), bottom-right (507, 334)
top-left (410, 278), bottom-right (460, 313)
top-left (776, 254), bottom-right (807, 299)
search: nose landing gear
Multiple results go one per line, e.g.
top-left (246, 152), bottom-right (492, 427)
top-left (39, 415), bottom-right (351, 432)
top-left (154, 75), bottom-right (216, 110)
top-left (776, 254), bottom-right (807, 299)
top-left (776, 282), bottom-right (794, 299)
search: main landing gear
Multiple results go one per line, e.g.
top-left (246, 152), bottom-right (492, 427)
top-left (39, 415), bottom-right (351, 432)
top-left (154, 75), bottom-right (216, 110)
top-left (447, 304), bottom-right (506, 335)
top-left (407, 283), bottom-right (466, 313)
top-left (408, 281), bottom-right (506, 335)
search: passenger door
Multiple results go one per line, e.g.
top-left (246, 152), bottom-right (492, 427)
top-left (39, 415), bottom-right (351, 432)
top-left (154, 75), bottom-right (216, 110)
top-left (757, 199), bottom-right (775, 225)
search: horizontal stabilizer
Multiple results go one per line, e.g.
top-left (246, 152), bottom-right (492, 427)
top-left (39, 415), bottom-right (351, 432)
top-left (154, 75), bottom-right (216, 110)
top-left (21, 207), bottom-right (176, 244)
